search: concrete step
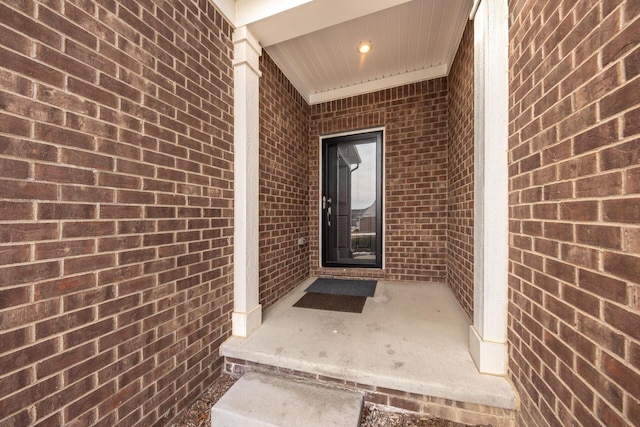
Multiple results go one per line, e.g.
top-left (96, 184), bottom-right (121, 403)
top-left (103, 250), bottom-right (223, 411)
top-left (211, 371), bottom-right (364, 427)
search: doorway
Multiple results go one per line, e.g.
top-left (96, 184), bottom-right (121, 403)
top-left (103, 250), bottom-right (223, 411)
top-left (321, 130), bottom-right (383, 268)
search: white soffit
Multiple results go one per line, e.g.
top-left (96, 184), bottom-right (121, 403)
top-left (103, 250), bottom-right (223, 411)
top-left (242, 0), bottom-right (413, 46)
top-left (219, 0), bottom-right (473, 105)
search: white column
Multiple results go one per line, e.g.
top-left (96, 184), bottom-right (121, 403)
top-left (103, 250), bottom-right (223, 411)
top-left (470, 0), bottom-right (509, 375)
top-left (232, 26), bottom-right (262, 337)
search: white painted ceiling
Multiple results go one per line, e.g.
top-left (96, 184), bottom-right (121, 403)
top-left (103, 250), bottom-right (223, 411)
top-left (221, 0), bottom-right (474, 104)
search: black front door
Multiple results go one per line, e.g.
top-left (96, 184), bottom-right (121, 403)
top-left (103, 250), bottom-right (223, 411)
top-left (322, 131), bottom-right (382, 268)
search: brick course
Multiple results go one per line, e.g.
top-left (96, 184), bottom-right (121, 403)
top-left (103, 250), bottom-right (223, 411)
top-left (224, 357), bottom-right (516, 427)
top-left (447, 21), bottom-right (474, 318)
top-left (309, 80), bottom-right (449, 282)
top-left (508, 1), bottom-right (640, 425)
top-left (0, 1), bottom-right (234, 425)
top-left (258, 53), bottom-right (310, 309)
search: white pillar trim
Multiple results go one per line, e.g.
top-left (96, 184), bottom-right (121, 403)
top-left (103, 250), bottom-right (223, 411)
top-left (233, 26), bottom-right (263, 76)
top-left (470, 0), bottom-right (509, 375)
top-left (469, 0), bottom-right (481, 19)
top-left (232, 26), bottom-right (262, 338)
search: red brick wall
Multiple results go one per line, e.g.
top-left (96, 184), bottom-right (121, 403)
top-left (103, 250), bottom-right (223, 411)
top-left (259, 53), bottom-right (310, 309)
top-left (310, 80), bottom-right (449, 282)
top-left (0, 1), bottom-right (235, 425)
top-left (447, 21), bottom-right (474, 319)
top-left (508, 1), bottom-right (640, 425)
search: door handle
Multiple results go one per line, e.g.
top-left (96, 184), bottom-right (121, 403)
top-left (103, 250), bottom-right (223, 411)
top-left (323, 196), bottom-right (332, 225)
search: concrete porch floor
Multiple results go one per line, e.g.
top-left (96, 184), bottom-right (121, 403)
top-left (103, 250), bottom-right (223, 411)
top-left (221, 278), bottom-right (517, 412)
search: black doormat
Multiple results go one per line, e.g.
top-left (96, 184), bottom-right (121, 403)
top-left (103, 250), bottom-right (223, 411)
top-left (293, 292), bottom-right (367, 313)
top-left (304, 278), bottom-right (377, 297)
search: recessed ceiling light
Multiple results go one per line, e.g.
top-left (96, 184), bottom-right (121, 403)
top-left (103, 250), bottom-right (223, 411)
top-left (358, 41), bottom-right (372, 54)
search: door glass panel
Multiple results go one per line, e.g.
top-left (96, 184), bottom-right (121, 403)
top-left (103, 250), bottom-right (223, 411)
top-left (322, 131), bottom-right (382, 268)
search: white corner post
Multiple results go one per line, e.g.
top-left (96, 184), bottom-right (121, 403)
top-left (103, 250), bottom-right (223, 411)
top-left (232, 26), bottom-right (262, 337)
top-left (470, 0), bottom-right (509, 375)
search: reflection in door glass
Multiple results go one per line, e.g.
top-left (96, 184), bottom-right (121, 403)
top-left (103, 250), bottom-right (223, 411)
top-left (348, 142), bottom-right (376, 261)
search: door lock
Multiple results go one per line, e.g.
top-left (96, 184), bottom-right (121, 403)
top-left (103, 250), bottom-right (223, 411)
top-left (322, 196), bottom-right (332, 209)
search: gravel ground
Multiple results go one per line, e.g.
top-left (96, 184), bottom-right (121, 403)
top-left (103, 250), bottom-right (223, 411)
top-left (174, 374), bottom-right (237, 427)
top-left (174, 373), bottom-right (484, 427)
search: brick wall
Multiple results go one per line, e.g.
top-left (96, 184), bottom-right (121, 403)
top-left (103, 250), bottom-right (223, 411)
top-left (258, 52), bottom-right (310, 309)
top-left (447, 21), bottom-right (474, 319)
top-left (309, 80), bottom-right (449, 282)
top-left (508, 1), bottom-right (640, 426)
top-left (0, 1), bottom-right (235, 425)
